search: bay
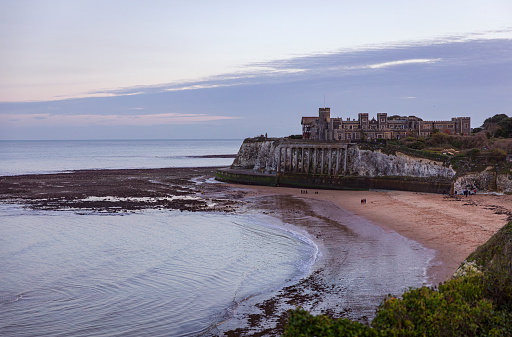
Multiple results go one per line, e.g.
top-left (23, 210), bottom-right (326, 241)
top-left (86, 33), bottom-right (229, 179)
top-left (0, 205), bottom-right (317, 337)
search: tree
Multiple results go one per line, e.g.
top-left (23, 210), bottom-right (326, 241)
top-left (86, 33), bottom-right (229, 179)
top-left (482, 114), bottom-right (511, 138)
top-left (498, 117), bottom-right (512, 138)
top-left (482, 114), bottom-right (509, 127)
top-left (484, 122), bottom-right (501, 138)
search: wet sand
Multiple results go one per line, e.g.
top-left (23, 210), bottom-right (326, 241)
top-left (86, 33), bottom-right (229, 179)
top-left (213, 192), bottom-right (438, 336)
top-left (225, 185), bottom-right (512, 285)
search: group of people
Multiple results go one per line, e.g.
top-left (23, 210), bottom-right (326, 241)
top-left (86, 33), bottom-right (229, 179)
top-left (360, 198), bottom-right (367, 204)
top-left (300, 190), bottom-right (319, 194)
top-left (454, 189), bottom-right (477, 197)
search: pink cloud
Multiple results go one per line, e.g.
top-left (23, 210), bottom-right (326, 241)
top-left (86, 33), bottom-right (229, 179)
top-left (0, 112), bottom-right (241, 127)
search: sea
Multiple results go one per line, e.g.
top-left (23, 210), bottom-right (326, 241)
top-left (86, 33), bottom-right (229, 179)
top-left (0, 139), bottom-right (243, 176)
top-left (0, 140), bottom-right (433, 336)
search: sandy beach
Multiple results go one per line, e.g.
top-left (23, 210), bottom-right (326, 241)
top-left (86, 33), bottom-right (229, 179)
top-left (228, 185), bottom-right (512, 285)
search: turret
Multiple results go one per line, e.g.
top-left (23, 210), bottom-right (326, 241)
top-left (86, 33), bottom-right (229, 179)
top-left (318, 108), bottom-right (331, 140)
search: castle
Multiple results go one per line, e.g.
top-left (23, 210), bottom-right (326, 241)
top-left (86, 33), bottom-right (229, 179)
top-left (302, 108), bottom-right (471, 141)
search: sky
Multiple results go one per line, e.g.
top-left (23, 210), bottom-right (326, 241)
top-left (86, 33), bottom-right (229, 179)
top-left (0, 0), bottom-right (511, 140)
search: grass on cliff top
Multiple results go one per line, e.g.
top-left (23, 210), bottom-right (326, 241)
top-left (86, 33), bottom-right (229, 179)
top-left (284, 221), bottom-right (512, 336)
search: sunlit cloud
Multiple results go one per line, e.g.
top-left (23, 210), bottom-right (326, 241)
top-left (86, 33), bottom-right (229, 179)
top-left (164, 83), bottom-right (237, 92)
top-left (0, 112), bottom-right (241, 127)
top-left (367, 58), bottom-right (441, 69)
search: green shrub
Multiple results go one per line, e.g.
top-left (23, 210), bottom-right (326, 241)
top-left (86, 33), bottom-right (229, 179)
top-left (467, 222), bottom-right (512, 310)
top-left (285, 276), bottom-right (511, 336)
top-left (491, 149), bottom-right (507, 162)
top-left (410, 141), bottom-right (425, 150)
top-left (371, 275), bottom-right (506, 336)
top-left (428, 133), bottom-right (451, 147)
top-left (468, 148), bottom-right (480, 161)
top-left (284, 308), bottom-right (379, 337)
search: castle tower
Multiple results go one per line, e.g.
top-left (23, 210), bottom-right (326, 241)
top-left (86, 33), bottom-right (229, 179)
top-left (377, 113), bottom-right (388, 129)
top-left (358, 113), bottom-right (369, 130)
top-left (318, 108), bottom-right (331, 140)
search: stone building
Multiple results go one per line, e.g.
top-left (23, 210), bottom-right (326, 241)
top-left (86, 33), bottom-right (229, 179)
top-left (302, 108), bottom-right (471, 141)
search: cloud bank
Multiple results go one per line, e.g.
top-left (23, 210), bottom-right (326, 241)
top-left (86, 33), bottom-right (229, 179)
top-left (1, 34), bottom-right (510, 139)
top-left (1, 112), bottom-right (240, 127)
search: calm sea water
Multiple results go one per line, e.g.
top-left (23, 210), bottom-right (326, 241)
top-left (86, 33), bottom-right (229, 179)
top-left (0, 139), bottom-right (242, 176)
top-left (0, 205), bottom-right (317, 337)
top-left (0, 139), bottom-right (319, 336)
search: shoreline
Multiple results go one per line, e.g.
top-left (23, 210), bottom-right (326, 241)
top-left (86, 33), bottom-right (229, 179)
top-left (221, 184), bottom-right (512, 286)
top-left (213, 192), bottom-right (436, 336)
top-left (212, 184), bottom-right (512, 335)
top-left (2, 168), bottom-right (512, 336)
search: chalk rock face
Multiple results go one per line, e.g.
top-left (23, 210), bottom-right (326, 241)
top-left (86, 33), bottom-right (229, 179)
top-left (347, 147), bottom-right (456, 179)
top-left (231, 140), bottom-right (280, 173)
top-left (454, 168), bottom-right (512, 194)
top-left (497, 173), bottom-right (512, 193)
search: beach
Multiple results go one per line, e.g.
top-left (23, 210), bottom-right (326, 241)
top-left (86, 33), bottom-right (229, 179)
top-left (2, 168), bottom-right (512, 336)
top-left (230, 185), bottom-right (512, 285)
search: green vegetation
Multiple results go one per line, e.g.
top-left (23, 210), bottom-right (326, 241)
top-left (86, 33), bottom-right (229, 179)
top-left (284, 222), bottom-right (512, 336)
top-left (482, 114), bottom-right (512, 139)
top-left (364, 114), bottom-right (512, 164)
top-left (360, 121), bottom-right (512, 174)
top-left (466, 221), bottom-right (512, 310)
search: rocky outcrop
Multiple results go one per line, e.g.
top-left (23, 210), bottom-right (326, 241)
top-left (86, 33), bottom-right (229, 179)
top-left (232, 138), bottom-right (455, 179)
top-left (454, 168), bottom-right (512, 194)
top-left (347, 147), bottom-right (455, 179)
top-left (231, 139), bottom-right (281, 173)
